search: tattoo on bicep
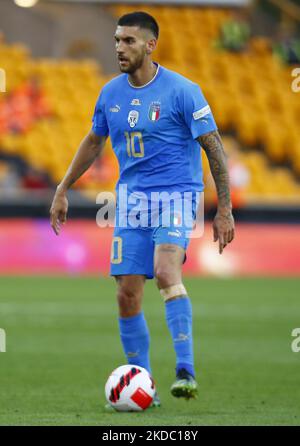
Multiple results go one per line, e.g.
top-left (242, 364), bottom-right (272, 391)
top-left (198, 131), bottom-right (231, 208)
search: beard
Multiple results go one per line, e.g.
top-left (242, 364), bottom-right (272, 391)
top-left (118, 52), bottom-right (145, 74)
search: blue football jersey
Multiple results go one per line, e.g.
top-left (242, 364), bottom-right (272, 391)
top-left (92, 63), bottom-right (217, 198)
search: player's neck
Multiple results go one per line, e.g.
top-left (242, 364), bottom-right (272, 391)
top-left (128, 61), bottom-right (158, 88)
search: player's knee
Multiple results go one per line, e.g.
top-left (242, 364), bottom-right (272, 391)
top-left (154, 266), bottom-right (176, 289)
top-left (117, 287), bottom-right (141, 317)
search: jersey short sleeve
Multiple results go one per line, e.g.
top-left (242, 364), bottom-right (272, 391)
top-left (180, 83), bottom-right (217, 139)
top-left (92, 90), bottom-right (109, 136)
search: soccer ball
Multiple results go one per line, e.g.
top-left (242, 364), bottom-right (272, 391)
top-left (105, 364), bottom-right (155, 412)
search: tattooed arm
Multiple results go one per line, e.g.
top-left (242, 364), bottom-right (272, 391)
top-left (197, 130), bottom-right (235, 254)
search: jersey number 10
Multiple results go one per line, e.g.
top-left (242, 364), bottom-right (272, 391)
top-left (125, 132), bottom-right (145, 158)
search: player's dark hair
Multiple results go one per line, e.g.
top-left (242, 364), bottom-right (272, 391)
top-left (117, 11), bottom-right (159, 39)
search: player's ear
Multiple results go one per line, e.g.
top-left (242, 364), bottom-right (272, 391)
top-left (146, 38), bottom-right (157, 55)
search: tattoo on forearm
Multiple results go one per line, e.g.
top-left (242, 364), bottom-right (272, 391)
top-left (198, 131), bottom-right (231, 209)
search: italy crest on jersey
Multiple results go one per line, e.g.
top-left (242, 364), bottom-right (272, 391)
top-left (148, 101), bottom-right (161, 121)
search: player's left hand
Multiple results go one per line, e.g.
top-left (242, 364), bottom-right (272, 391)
top-left (213, 210), bottom-right (235, 254)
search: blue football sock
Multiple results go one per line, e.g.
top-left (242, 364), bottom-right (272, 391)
top-left (165, 296), bottom-right (195, 377)
top-left (119, 312), bottom-right (151, 374)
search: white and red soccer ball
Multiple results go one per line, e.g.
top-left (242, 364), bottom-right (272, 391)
top-left (105, 365), bottom-right (156, 412)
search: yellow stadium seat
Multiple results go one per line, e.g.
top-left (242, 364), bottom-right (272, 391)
top-left (0, 5), bottom-right (299, 201)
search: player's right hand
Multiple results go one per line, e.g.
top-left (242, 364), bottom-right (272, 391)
top-left (50, 190), bottom-right (68, 236)
top-left (213, 210), bottom-right (235, 254)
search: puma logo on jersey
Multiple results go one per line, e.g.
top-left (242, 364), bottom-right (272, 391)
top-left (110, 104), bottom-right (121, 112)
top-left (168, 229), bottom-right (182, 238)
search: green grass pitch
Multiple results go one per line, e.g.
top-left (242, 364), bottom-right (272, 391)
top-left (0, 276), bottom-right (299, 426)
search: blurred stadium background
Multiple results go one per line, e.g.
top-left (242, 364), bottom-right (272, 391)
top-left (0, 0), bottom-right (300, 426)
top-left (0, 0), bottom-right (300, 276)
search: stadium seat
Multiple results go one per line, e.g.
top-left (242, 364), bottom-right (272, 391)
top-left (0, 5), bottom-right (299, 202)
